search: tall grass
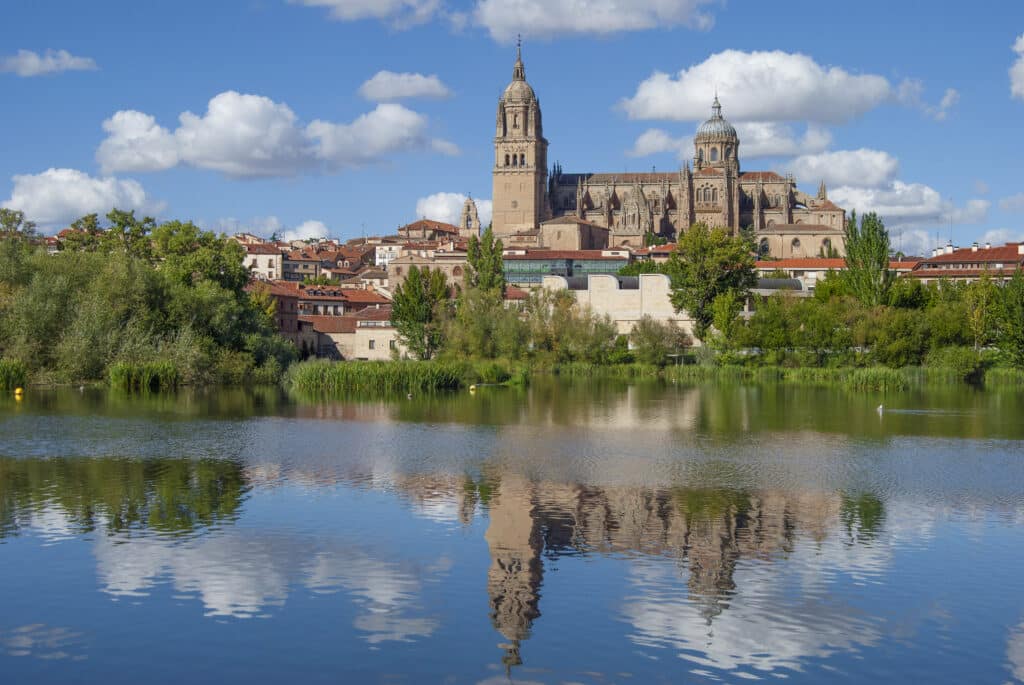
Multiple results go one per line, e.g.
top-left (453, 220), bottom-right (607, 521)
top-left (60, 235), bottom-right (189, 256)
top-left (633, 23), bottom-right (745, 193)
top-left (552, 362), bottom-right (662, 379)
top-left (984, 367), bottom-right (1024, 388)
top-left (287, 360), bottom-right (464, 396)
top-left (664, 364), bottom-right (911, 391)
top-left (0, 359), bottom-right (28, 390)
top-left (108, 361), bottom-right (180, 392)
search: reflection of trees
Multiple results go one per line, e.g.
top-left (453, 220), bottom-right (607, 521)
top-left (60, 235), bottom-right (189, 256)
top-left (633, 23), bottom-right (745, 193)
top-left (0, 456), bottom-right (248, 538)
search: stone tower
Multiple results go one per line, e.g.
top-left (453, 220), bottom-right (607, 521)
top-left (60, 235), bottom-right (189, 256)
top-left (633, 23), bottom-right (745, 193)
top-left (693, 96), bottom-right (740, 174)
top-left (459, 196), bottom-right (482, 238)
top-left (492, 40), bottom-right (548, 237)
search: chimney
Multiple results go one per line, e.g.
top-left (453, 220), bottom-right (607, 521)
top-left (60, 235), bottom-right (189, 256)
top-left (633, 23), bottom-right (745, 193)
top-left (985, 242), bottom-right (991, 250)
top-left (944, 243), bottom-right (954, 255)
top-left (972, 242), bottom-right (978, 252)
top-left (1018, 243), bottom-right (1024, 255)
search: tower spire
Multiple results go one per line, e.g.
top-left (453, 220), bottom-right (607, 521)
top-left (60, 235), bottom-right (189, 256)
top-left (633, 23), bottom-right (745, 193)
top-left (513, 35), bottom-right (525, 81)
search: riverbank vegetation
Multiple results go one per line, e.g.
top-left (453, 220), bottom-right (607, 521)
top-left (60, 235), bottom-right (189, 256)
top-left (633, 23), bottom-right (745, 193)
top-left (0, 209), bottom-right (295, 387)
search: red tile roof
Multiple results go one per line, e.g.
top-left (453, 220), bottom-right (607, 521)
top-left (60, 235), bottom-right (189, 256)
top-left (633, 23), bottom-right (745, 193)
top-left (740, 171), bottom-right (785, 182)
top-left (399, 219), bottom-right (461, 235)
top-left (914, 243), bottom-right (1024, 265)
top-left (504, 286), bottom-right (530, 301)
top-left (299, 315), bottom-right (357, 334)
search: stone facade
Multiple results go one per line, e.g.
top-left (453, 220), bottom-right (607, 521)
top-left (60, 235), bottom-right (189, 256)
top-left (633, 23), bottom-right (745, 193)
top-left (491, 50), bottom-right (847, 257)
top-left (542, 273), bottom-right (698, 342)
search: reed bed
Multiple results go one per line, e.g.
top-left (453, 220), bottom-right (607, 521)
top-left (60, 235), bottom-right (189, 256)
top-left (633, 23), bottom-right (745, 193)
top-left (664, 365), bottom-right (911, 391)
top-left (0, 359), bottom-right (28, 390)
top-left (984, 367), bottom-right (1024, 388)
top-left (287, 360), bottom-right (464, 396)
top-left (108, 361), bottom-right (180, 392)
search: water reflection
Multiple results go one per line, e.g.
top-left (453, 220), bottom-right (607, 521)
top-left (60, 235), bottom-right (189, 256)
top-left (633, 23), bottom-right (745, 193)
top-left (2, 380), bottom-right (1024, 682)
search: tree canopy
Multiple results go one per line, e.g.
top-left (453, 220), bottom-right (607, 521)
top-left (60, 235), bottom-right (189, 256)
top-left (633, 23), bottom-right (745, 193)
top-left (664, 223), bottom-right (756, 341)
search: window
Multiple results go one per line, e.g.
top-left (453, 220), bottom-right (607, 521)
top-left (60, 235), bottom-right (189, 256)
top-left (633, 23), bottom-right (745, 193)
top-left (267, 259), bottom-right (273, 268)
top-left (759, 238), bottom-right (770, 256)
top-left (520, 153), bottom-right (526, 166)
top-left (512, 155), bottom-right (518, 167)
top-left (725, 146), bottom-right (733, 159)
top-left (369, 339), bottom-right (376, 350)
top-left (791, 238), bottom-right (801, 251)
top-left (389, 339), bottom-right (396, 350)
top-left (710, 147), bottom-right (719, 162)
top-left (452, 266), bottom-right (463, 277)
top-left (513, 113), bottom-right (519, 128)
top-left (712, 189), bottom-right (718, 202)
top-left (505, 154), bottom-right (510, 166)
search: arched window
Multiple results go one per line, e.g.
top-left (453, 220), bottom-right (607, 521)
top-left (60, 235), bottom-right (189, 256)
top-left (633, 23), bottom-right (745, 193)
top-left (697, 149), bottom-right (704, 162)
top-left (712, 188), bottom-right (718, 202)
top-left (759, 238), bottom-right (770, 256)
top-left (513, 113), bottom-right (519, 128)
top-left (504, 154), bottom-right (510, 166)
top-left (710, 147), bottom-right (719, 162)
top-left (395, 267), bottom-right (403, 276)
top-left (822, 238), bottom-right (832, 255)
top-left (452, 266), bottom-right (463, 277)
top-left (774, 195), bottom-right (781, 207)
top-left (791, 238), bottom-right (801, 251)
top-left (520, 153), bottom-right (526, 166)
top-left (725, 146), bottom-right (733, 159)
top-left (512, 155), bottom-right (518, 167)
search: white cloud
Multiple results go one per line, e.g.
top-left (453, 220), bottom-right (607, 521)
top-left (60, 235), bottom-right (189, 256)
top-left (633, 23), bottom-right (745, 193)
top-left (290, 0), bottom-right (441, 28)
top-left (831, 181), bottom-right (989, 229)
top-left (473, 0), bottom-right (717, 42)
top-left (621, 50), bottom-right (893, 124)
top-left (999, 192), bottom-right (1024, 212)
top-left (897, 80), bottom-right (960, 120)
top-left (359, 71), bottom-right (451, 101)
top-left (97, 91), bottom-right (456, 178)
top-left (736, 122), bottom-right (831, 158)
top-left (628, 123), bottom-right (829, 160)
top-left (284, 220), bottom-right (330, 242)
top-left (97, 111), bottom-right (178, 174)
top-left (0, 49), bottom-right (97, 77)
top-left (415, 192), bottom-right (493, 227)
top-left (1011, 34), bottom-right (1024, 101)
top-left (787, 149), bottom-right (899, 189)
top-left (2, 168), bottom-right (164, 230)
top-left (627, 129), bottom-right (690, 158)
top-left (979, 228), bottom-right (1024, 246)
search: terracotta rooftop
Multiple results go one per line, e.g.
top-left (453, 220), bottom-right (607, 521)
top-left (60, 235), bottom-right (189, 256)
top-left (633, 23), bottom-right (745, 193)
top-left (914, 243), bottom-right (1024, 265)
top-left (504, 286), bottom-right (530, 301)
top-left (399, 219), bottom-right (461, 235)
top-left (740, 171), bottom-right (785, 182)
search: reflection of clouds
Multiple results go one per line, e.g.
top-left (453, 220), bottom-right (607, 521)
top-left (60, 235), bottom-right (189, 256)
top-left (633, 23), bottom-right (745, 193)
top-left (623, 560), bottom-right (882, 677)
top-left (91, 526), bottom-right (443, 643)
top-left (1009, 622), bottom-right (1024, 683)
top-left (21, 506), bottom-right (80, 545)
top-left (1, 624), bottom-right (86, 661)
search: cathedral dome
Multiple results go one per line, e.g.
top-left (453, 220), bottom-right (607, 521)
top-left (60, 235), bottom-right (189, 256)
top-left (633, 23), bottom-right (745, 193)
top-left (695, 96), bottom-right (737, 141)
top-left (502, 41), bottom-right (536, 102)
top-left (503, 78), bottom-right (536, 102)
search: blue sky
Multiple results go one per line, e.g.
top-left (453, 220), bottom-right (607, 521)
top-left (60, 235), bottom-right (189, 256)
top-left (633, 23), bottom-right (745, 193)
top-left (2, 0), bottom-right (1023, 254)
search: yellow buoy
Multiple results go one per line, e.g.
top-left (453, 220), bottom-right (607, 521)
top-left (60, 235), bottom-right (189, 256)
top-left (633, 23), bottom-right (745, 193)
top-left (14, 387), bottom-right (23, 395)
top-left (469, 384), bottom-right (477, 392)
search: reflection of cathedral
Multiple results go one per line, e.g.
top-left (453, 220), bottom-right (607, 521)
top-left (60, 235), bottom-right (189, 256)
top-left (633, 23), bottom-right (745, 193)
top-left (492, 44), bottom-right (847, 257)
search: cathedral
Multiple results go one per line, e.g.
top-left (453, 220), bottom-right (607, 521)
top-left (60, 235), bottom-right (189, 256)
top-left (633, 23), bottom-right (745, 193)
top-left (491, 45), bottom-right (847, 258)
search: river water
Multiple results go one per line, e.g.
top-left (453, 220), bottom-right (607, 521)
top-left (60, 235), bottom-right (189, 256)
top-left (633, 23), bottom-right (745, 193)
top-left (2, 381), bottom-right (1023, 683)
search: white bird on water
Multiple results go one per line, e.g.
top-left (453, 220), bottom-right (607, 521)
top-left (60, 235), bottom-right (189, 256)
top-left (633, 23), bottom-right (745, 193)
top-left (877, 404), bottom-right (884, 414)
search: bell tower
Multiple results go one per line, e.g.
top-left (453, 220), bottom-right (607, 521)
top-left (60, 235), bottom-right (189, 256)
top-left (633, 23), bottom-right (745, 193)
top-left (492, 39), bottom-right (548, 237)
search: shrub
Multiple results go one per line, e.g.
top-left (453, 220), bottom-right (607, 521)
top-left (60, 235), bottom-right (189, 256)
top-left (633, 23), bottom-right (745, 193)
top-left (924, 346), bottom-right (985, 384)
top-left (109, 361), bottom-right (180, 392)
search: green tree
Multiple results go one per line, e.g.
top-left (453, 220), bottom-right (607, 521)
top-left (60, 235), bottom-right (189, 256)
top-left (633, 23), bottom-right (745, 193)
top-left (995, 270), bottom-right (1024, 367)
top-left (664, 223), bottom-right (756, 341)
top-left (963, 274), bottom-right (998, 351)
top-left (629, 316), bottom-right (691, 366)
top-left (100, 209), bottom-right (155, 260)
top-left (465, 226), bottom-right (505, 295)
top-left (618, 260), bottom-right (665, 276)
top-left (843, 211), bottom-right (892, 306)
top-left (0, 209), bottom-right (37, 240)
top-left (391, 266), bottom-right (450, 360)
top-left (62, 214), bottom-right (104, 252)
